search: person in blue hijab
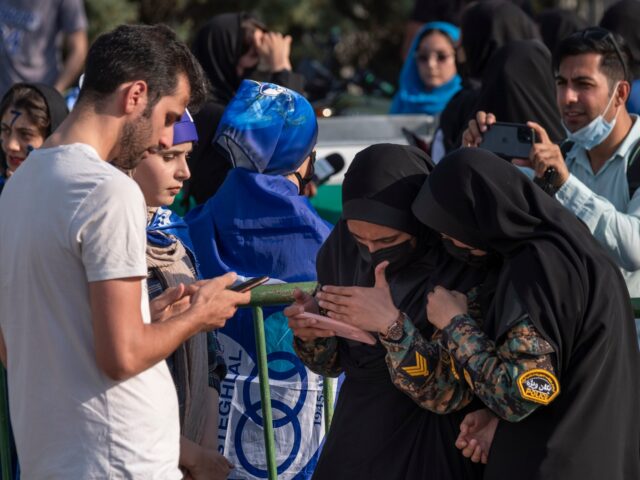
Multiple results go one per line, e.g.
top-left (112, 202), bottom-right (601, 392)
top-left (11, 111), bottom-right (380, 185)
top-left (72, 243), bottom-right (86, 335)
top-left (185, 80), bottom-right (331, 479)
top-left (390, 21), bottom-right (462, 115)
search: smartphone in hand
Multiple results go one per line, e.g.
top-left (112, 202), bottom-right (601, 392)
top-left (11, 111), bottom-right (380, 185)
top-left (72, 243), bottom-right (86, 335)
top-left (479, 122), bottom-right (538, 160)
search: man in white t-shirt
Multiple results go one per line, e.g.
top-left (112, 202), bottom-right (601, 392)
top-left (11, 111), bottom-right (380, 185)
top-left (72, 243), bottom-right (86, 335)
top-left (0, 24), bottom-right (250, 479)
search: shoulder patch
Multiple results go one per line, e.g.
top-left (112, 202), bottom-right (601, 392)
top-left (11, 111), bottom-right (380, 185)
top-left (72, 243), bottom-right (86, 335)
top-left (517, 369), bottom-right (560, 405)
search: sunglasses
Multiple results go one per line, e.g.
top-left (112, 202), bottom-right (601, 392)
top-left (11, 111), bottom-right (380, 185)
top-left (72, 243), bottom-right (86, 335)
top-left (579, 27), bottom-right (628, 80)
top-left (415, 51), bottom-right (454, 64)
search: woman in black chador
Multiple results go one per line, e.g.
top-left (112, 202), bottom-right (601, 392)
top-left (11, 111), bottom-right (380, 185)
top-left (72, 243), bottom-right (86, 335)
top-left (412, 148), bottom-right (640, 479)
top-left (285, 144), bottom-right (484, 480)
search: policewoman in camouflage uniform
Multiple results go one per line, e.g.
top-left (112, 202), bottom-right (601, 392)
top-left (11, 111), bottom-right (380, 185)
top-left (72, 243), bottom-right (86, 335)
top-left (413, 148), bottom-right (640, 479)
top-left (286, 144), bottom-right (485, 480)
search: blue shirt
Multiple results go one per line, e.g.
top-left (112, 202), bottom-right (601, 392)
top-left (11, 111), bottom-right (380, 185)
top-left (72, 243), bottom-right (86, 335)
top-left (556, 115), bottom-right (640, 297)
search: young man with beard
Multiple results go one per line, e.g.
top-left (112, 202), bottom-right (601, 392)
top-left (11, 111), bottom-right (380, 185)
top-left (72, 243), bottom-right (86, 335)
top-left (463, 28), bottom-right (640, 343)
top-left (0, 24), bottom-right (250, 478)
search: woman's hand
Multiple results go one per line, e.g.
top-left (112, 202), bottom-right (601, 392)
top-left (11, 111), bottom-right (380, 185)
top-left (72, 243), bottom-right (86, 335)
top-left (455, 409), bottom-right (499, 464)
top-left (284, 289), bottom-right (335, 341)
top-left (426, 286), bottom-right (468, 330)
top-left (315, 262), bottom-right (400, 334)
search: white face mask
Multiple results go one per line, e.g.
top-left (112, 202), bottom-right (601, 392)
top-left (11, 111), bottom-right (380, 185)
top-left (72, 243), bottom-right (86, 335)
top-left (562, 82), bottom-right (620, 150)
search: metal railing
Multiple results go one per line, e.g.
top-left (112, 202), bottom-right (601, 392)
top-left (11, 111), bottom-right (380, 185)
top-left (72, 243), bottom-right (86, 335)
top-left (0, 281), bottom-right (335, 480)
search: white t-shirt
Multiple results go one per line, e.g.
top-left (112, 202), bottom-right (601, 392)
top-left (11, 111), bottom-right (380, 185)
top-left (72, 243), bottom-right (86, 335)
top-left (0, 144), bottom-right (181, 479)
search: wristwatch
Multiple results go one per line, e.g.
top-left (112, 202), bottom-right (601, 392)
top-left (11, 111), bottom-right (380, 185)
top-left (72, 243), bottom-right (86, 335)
top-left (381, 312), bottom-right (408, 342)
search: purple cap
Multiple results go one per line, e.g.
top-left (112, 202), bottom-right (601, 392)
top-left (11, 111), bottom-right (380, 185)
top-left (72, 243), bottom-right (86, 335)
top-left (173, 109), bottom-right (198, 145)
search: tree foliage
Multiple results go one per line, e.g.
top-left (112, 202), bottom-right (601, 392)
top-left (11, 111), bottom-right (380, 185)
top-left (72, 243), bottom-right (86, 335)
top-left (84, 0), bottom-right (413, 83)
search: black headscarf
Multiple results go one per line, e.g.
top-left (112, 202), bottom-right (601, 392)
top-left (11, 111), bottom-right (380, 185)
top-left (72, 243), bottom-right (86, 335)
top-left (0, 82), bottom-right (68, 135)
top-left (536, 8), bottom-right (589, 54)
top-left (461, 0), bottom-right (540, 79)
top-left (191, 12), bottom-right (265, 104)
top-left (319, 144), bottom-right (441, 329)
top-left (412, 148), bottom-right (640, 479)
top-left (473, 40), bottom-right (565, 143)
top-left (312, 144), bottom-right (483, 480)
top-left (600, 0), bottom-right (640, 79)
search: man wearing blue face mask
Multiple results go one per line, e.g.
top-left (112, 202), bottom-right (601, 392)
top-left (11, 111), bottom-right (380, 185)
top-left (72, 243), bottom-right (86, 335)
top-left (463, 28), bottom-right (640, 344)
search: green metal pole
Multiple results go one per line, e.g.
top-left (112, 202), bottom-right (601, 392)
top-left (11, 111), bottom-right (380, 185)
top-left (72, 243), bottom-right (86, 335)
top-left (0, 367), bottom-right (12, 480)
top-left (252, 307), bottom-right (278, 480)
top-left (246, 282), bottom-right (317, 307)
top-left (322, 377), bottom-right (335, 436)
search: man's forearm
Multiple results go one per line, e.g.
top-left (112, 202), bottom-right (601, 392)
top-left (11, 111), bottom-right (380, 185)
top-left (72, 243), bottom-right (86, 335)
top-left (91, 279), bottom-right (206, 380)
top-left (95, 309), bottom-right (203, 381)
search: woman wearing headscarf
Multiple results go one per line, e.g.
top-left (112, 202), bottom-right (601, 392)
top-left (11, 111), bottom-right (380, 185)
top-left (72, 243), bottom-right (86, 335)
top-left (285, 144), bottom-right (484, 479)
top-left (186, 12), bottom-right (305, 205)
top-left (0, 82), bottom-right (68, 194)
top-left (410, 148), bottom-right (640, 479)
top-left (469, 40), bottom-right (565, 144)
top-left (132, 112), bottom-right (234, 479)
top-left (536, 8), bottom-right (588, 54)
top-left (600, 0), bottom-right (640, 115)
top-left (185, 80), bottom-right (330, 479)
top-left (435, 0), bottom-right (540, 158)
top-left (391, 21), bottom-right (462, 116)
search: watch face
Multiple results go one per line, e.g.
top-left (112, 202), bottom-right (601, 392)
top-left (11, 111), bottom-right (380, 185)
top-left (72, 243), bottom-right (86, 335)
top-left (386, 318), bottom-right (404, 341)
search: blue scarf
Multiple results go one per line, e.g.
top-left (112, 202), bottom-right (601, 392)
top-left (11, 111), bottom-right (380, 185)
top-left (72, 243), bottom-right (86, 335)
top-left (390, 22), bottom-right (462, 115)
top-left (213, 80), bottom-right (318, 175)
top-left (146, 206), bottom-right (200, 277)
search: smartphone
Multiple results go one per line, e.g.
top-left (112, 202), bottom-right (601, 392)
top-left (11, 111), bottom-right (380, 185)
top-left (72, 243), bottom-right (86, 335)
top-left (230, 276), bottom-right (269, 292)
top-left (479, 122), bottom-right (538, 160)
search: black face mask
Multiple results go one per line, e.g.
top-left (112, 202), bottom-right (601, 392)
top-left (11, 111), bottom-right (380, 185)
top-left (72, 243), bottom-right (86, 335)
top-left (356, 239), bottom-right (415, 274)
top-left (441, 237), bottom-right (495, 269)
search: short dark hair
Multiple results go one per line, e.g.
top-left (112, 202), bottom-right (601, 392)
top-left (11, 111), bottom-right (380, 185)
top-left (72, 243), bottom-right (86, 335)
top-left (553, 27), bottom-right (632, 87)
top-left (0, 85), bottom-right (51, 137)
top-left (78, 24), bottom-right (209, 113)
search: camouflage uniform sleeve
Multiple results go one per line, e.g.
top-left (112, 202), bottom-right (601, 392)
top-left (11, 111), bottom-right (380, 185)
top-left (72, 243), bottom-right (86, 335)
top-left (379, 315), bottom-right (474, 414)
top-left (293, 336), bottom-right (343, 378)
top-left (442, 314), bottom-right (559, 422)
